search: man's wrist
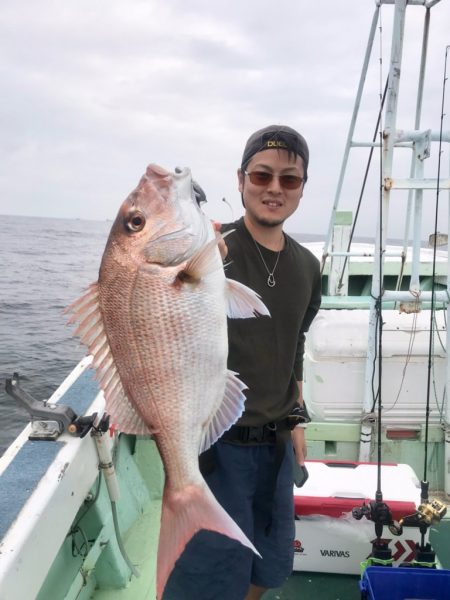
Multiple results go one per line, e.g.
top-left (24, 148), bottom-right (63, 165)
top-left (288, 402), bottom-right (311, 429)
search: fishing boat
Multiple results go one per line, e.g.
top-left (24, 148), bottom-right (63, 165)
top-left (1, 1), bottom-right (450, 599)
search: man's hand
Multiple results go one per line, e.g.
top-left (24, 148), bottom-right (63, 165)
top-left (292, 426), bottom-right (307, 465)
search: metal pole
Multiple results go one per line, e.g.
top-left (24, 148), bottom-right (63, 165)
top-left (400, 7), bottom-right (430, 283)
top-left (322, 6), bottom-right (380, 267)
top-left (359, 0), bottom-right (409, 462)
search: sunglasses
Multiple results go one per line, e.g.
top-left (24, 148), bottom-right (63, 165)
top-left (244, 170), bottom-right (304, 190)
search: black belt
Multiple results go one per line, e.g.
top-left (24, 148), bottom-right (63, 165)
top-left (220, 423), bottom-right (278, 445)
top-left (198, 424), bottom-right (278, 474)
top-left (221, 414), bottom-right (301, 444)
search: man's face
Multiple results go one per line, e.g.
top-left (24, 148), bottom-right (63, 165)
top-left (238, 149), bottom-right (305, 228)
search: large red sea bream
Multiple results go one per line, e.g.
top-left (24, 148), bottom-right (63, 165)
top-left (67, 164), bottom-right (268, 598)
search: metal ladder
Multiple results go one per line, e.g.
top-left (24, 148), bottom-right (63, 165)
top-left (321, 0), bottom-right (450, 477)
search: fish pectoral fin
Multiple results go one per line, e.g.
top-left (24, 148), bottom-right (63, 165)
top-left (157, 483), bottom-right (260, 600)
top-left (175, 230), bottom-right (234, 284)
top-left (225, 278), bottom-right (271, 319)
top-left (199, 370), bottom-right (247, 453)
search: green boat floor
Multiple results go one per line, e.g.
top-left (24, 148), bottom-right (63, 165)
top-left (263, 572), bottom-right (360, 600)
top-left (89, 499), bottom-right (449, 600)
top-left (91, 497), bottom-right (161, 600)
top-left (89, 497), bottom-right (360, 600)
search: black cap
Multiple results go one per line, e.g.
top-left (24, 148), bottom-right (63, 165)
top-left (241, 125), bottom-right (309, 181)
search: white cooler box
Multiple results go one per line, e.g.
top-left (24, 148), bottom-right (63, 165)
top-left (293, 460), bottom-right (425, 574)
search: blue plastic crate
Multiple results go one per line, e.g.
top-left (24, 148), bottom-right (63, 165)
top-left (360, 566), bottom-right (450, 599)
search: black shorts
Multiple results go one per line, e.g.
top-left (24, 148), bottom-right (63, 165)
top-left (163, 439), bottom-right (295, 600)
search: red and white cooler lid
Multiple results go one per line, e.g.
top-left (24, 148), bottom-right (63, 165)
top-left (294, 460), bottom-right (420, 520)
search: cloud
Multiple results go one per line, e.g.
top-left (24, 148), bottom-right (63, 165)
top-left (0, 0), bottom-right (448, 238)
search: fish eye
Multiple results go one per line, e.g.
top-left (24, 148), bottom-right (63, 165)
top-left (126, 211), bottom-right (146, 232)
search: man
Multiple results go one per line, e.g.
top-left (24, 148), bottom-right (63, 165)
top-left (164, 125), bottom-right (321, 600)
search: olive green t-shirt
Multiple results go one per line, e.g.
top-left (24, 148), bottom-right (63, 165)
top-left (222, 218), bottom-right (321, 426)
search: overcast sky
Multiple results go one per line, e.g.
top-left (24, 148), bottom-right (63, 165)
top-left (0, 0), bottom-right (449, 238)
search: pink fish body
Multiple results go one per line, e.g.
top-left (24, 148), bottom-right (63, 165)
top-left (67, 165), bottom-right (269, 598)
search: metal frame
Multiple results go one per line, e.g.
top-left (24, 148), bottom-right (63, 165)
top-left (320, 0), bottom-right (449, 489)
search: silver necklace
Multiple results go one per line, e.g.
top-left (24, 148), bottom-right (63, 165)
top-left (251, 236), bottom-right (283, 288)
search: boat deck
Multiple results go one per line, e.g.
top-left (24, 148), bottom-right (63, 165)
top-left (87, 490), bottom-right (449, 600)
top-left (88, 506), bottom-right (364, 600)
top-left (91, 501), bottom-right (159, 600)
top-left (265, 572), bottom-right (360, 600)
top-left (85, 490), bottom-right (363, 600)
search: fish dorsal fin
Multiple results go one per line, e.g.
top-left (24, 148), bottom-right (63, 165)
top-left (66, 283), bottom-right (152, 436)
top-left (225, 279), bottom-right (271, 319)
top-left (199, 370), bottom-right (247, 453)
top-left (176, 230), bottom-right (234, 284)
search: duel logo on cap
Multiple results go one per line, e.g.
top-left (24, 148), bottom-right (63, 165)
top-left (241, 125), bottom-right (309, 182)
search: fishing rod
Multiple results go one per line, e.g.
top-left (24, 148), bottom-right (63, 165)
top-left (396, 44), bottom-right (450, 567)
top-left (423, 43), bottom-right (449, 497)
top-left (381, 44), bottom-right (450, 571)
top-left (352, 9), bottom-right (400, 566)
top-left (353, 1), bottom-right (450, 566)
top-left (356, 39), bottom-right (450, 570)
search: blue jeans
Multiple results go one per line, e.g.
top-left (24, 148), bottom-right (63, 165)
top-left (163, 439), bottom-right (295, 600)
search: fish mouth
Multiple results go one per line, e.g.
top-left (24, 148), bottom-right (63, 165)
top-left (146, 167), bottom-right (210, 265)
top-left (136, 164), bottom-right (210, 266)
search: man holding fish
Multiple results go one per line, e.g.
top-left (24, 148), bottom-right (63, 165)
top-left (165, 125), bottom-right (321, 600)
top-left (70, 124), bottom-right (320, 600)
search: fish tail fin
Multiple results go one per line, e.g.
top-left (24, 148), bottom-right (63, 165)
top-left (156, 483), bottom-right (259, 599)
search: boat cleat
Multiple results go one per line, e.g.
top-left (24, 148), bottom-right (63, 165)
top-left (29, 419), bottom-right (65, 441)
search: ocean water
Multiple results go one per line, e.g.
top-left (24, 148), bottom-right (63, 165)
top-left (0, 215), bottom-right (111, 456)
top-left (0, 214), bottom-right (322, 457)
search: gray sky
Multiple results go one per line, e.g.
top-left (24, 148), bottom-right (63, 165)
top-left (0, 0), bottom-right (449, 238)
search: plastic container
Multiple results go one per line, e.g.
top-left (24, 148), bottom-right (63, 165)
top-left (360, 566), bottom-right (450, 599)
top-left (304, 309), bottom-right (446, 425)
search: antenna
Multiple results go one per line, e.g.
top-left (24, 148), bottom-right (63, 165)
top-left (221, 197), bottom-right (234, 221)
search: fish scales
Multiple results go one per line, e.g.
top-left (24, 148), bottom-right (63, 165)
top-left (100, 263), bottom-right (229, 484)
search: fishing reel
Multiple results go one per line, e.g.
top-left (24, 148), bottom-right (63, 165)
top-left (352, 495), bottom-right (403, 538)
top-left (400, 498), bottom-right (447, 531)
top-left (394, 501), bottom-right (447, 569)
top-left (399, 479), bottom-right (447, 534)
top-left (353, 494), bottom-right (400, 564)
